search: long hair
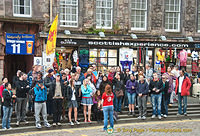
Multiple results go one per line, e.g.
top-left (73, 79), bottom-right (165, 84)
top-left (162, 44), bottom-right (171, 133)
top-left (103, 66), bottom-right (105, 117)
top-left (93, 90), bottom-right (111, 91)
top-left (69, 79), bottom-right (75, 89)
top-left (104, 84), bottom-right (112, 95)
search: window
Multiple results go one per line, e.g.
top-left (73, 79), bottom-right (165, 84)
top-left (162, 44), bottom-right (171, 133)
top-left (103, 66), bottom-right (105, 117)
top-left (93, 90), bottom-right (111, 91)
top-left (89, 49), bottom-right (118, 71)
top-left (165, 0), bottom-right (181, 32)
top-left (131, 0), bottom-right (147, 31)
top-left (13, 0), bottom-right (31, 17)
top-left (198, 4), bottom-right (200, 32)
top-left (96, 0), bottom-right (113, 29)
top-left (60, 0), bottom-right (78, 27)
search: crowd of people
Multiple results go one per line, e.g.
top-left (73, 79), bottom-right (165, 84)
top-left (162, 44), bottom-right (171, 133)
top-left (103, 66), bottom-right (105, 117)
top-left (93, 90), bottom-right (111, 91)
top-left (0, 64), bottom-right (191, 131)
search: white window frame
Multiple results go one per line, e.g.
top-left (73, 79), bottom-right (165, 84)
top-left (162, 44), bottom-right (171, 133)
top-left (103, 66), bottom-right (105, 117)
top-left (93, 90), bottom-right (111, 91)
top-left (165, 0), bottom-right (181, 32)
top-left (96, 0), bottom-right (113, 29)
top-left (130, 0), bottom-right (147, 31)
top-left (13, 0), bottom-right (32, 17)
top-left (60, 0), bottom-right (78, 28)
top-left (198, 4), bottom-right (200, 33)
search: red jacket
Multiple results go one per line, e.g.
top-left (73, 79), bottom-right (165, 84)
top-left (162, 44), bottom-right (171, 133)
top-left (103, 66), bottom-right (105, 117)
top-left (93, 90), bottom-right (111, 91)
top-left (175, 76), bottom-right (191, 96)
top-left (108, 72), bottom-right (115, 83)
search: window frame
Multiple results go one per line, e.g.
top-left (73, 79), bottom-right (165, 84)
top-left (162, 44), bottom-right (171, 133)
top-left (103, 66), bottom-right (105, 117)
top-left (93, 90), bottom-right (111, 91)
top-left (164, 0), bottom-right (181, 32)
top-left (13, 0), bottom-right (32, 17)
top-left (96, 0), bottom-right (113, 29)
top-left (60, 0), bottom-right (79, 28)
top-left (197, 3), bottom-right (200, 33)
top-left (130, 0), bottom-right (148, 31)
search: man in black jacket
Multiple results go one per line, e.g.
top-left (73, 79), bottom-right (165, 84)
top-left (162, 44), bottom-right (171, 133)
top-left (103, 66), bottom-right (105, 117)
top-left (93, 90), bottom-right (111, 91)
top-left (16, 72), bottom-right (30, 126)
top-left (136, 75), bottom-right (149, 120)
top-left (149, 73), bottom-right (163, 120)
top-left (50, 73), bottom-right (65, 126)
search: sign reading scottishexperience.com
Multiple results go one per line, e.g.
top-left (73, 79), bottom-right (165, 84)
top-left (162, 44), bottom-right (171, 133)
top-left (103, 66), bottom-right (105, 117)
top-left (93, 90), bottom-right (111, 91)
top-left (57, 38), bottom-right (200, 48)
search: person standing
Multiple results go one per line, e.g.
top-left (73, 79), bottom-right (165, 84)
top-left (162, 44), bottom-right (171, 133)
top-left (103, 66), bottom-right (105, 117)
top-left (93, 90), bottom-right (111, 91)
top-left (149, 73), bottom-right (163, 119)
top-left (175, 69), bottom-right (191, 116)
top-left (34, 81), bottom-right (51, 129)
top-left (108, 67), bottom-right (115, 83)
top-left (123, 69), bottom-right (130, 108)
top-left (99, 75), bottom-right (111, 95)
top-left (2, 83), bottom-right (16, 129)
top-left (136, 75), bottom-right (149, 120)
top-left (44, 69), bottom-right (55, 116)
top-left (16, 72), bottom-right (29, 126)
top-left (81, 79), bottom-right (93, 123)
top-left (50, 74), bottom-right (65, 126)
top-left (126, 74), bottom-right (137, 116)
top-left (67, 79), bottom-right (80, 126)
top-left (12, 70), bottom-right (21, 90)
top-left (102, 84), bottom-right (114, 131)
top-left (0, 78), bottom-right (8, 118)
top-left (76, 66), bottom-right (85, 84)
top-left (145, 64), bottom-right (153, 84)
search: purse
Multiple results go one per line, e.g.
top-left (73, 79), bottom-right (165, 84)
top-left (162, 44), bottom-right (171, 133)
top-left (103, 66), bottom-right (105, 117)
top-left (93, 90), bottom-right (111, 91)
top-left (115, 89), bottom-right (124, 98)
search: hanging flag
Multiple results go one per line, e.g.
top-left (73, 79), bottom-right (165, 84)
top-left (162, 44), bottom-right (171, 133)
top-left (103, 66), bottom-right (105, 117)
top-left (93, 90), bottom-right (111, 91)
top-left (46, 15), bottom-right (58, 55)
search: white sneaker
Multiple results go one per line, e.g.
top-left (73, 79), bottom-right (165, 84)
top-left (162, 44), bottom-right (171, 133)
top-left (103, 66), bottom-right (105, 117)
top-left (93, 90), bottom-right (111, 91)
top-left (163, 115), bottom-right (167, 118)
top-left (8, 127), bottom-right (12, 130)
top-left (151, 115), bottom-right (156, 119)
top-left (142, 116), bottom-right (146, 120)
top-left (158, 115), bottom-right (162, 120)
top-left (75, 120), bottom-right (80, 125)
top-left (137, 116), bottom-right (142, 119)
top-left (16, 121), bottom-right (20, 126)
top-left (52, 123), bottom-right (57, 126)
top-left (2, 127), bottom-right (7, 130)
top-left (36, 124), bottom-right (42, 129)
top-left (70, 121), bottom-right (74, 126)
top-left (57, 122), bottom-right (61, 126)
top-left (45, 123), bottom-right (51, 128)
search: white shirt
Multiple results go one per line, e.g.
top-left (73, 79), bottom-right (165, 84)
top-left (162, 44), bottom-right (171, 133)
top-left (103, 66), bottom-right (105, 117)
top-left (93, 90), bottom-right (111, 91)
top-left (71, 87), bottom-right (76, 101)
top-left (178, 76), bottom-right (184, 93)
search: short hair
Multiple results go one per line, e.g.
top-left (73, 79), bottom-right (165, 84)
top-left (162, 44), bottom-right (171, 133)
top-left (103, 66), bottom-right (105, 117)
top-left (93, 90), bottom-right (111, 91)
top-left (19, 72), bottom-right (24, 77)
top-left (76, 66), bottom-right (81, 70)
top-left (5, 82), bottom-right (11, 88)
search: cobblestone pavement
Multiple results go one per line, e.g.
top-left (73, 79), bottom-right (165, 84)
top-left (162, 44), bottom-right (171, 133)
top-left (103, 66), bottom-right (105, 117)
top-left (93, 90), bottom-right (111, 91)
top-left (4, 119), bottom-right (200, 136)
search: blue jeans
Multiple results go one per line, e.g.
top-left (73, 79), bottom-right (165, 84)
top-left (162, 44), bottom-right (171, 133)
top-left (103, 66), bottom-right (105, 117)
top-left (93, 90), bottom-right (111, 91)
top-left (178, 93), bottom-right (187, 114)
top-left (2, 106), bottom-right (13, 129)
top-left (114, 93), bottom-right (122, 112)
top-left (103, 106), bottom-right (114, 130)
top-left (151, 93), bottom-right (162, 116)
top-left (124, 90), bottom-right (128, 107)
top-left (127, 92), bottom-right (136, 105)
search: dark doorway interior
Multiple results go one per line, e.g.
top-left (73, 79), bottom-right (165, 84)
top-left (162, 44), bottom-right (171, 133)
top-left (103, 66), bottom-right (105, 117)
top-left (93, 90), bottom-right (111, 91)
top-left (4, 55), bottom-right (33, 84)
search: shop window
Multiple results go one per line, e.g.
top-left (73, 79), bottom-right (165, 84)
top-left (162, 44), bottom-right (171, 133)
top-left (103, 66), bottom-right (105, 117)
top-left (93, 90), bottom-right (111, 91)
top-left (96, 0), bottom-right (113, 29)
top-left (89, 49), bottom-right (118, 71)
top-left (198, 4), bottom-right (200, 32)
top-left (60, 0), bottom-right (78, 27)
top-left (165, 0), bottom-right (181, 32)
top-left (13, 0), bottom-right (32, 17)
top-left (131, 0), bottom-right (147, 31)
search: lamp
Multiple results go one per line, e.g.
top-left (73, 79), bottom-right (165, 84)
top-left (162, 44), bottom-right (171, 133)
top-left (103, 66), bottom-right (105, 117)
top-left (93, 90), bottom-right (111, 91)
top-left (130, 34), bottom-right (137, 39)
top-left (64, 30), bottom-right (71, 35)
top-left (160, 36), bottom-right (166, 41)
top-left (99, 32), bottom-right (105, 37)
top-left (187, 36), bottom-right (193, 42)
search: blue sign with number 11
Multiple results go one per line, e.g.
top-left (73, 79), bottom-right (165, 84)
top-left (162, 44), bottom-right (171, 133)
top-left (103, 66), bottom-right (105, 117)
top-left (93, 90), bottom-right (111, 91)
top-left (6, 33), bottom-right (35, 55)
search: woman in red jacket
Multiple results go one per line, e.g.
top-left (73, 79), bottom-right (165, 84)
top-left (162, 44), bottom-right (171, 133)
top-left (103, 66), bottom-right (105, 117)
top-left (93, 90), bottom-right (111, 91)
top-left (175, 69), bottom-right (191, 116)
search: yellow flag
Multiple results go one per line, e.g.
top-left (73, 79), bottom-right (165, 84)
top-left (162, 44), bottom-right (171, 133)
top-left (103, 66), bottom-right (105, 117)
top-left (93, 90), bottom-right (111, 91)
top-left (46, 15), bottom-right (58, 55)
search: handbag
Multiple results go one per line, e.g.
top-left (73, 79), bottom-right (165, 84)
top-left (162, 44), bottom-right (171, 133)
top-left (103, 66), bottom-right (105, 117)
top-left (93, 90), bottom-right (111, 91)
top-left (115, 89), bottom-right (124, 98)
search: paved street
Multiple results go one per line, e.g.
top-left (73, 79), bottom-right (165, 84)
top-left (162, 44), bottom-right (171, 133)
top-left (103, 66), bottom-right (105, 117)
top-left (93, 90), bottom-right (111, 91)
top-left (4, 119), bottom-right (200, 136)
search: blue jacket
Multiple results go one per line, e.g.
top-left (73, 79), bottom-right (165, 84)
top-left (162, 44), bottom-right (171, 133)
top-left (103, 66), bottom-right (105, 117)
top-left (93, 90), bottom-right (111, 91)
top-left (136, 81), bottom-right (149, 95)
top-left (34, 84), bottom-right (47, 102)
top-left (79, 73), bottom-right (85, 84)
top-left (81, 84), bottom-right (93, 98)
top-left (126, 79), bottom-right (138, 94)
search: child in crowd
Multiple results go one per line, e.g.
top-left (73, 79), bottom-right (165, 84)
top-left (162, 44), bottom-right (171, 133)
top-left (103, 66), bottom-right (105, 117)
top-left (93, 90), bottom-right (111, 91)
top-left (92, 90), bottom-right (103, 123)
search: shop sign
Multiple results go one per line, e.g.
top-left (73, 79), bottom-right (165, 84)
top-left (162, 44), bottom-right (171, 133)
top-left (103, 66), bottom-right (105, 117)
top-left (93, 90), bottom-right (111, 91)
top-left (57, 38), bottom-right (196, 48)
top-left (6, 33), bottom-right (35, 55)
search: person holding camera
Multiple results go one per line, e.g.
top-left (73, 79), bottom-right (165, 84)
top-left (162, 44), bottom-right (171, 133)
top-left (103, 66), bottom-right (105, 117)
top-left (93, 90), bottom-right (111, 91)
top-left (34, 81), bottom-right (51, 129)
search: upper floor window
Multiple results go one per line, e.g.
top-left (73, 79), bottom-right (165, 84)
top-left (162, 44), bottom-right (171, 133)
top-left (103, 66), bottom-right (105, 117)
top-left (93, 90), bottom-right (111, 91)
top-left (198, 4), bottom-right (200, 32)
top-left (165, 0), bottom-right (181, 32)
top-left (60, 0), bottom-right (78, 27)
top-left (131, 0), bottom-right (147, 31)
top-left (13, 0), bottom-right (32, 17)
top-left (96, 0), bottom-right (113, 29)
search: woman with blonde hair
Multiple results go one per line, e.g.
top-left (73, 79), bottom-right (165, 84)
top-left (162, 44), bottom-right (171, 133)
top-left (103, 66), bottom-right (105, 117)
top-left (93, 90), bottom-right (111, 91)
top-left (81, 79), bottom-right (93, 123)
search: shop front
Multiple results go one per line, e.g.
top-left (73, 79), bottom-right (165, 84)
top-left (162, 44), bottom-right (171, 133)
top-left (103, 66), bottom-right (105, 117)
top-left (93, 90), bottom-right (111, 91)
top-left (56, 37), bottom-right (200, 75)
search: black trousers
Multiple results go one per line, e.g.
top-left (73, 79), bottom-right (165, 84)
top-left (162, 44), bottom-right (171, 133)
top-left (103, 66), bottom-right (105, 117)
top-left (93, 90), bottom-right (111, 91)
top-left (92, 104), bottom-right (103, 121)
top-left (52, 99), bottom-right (63, 123)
